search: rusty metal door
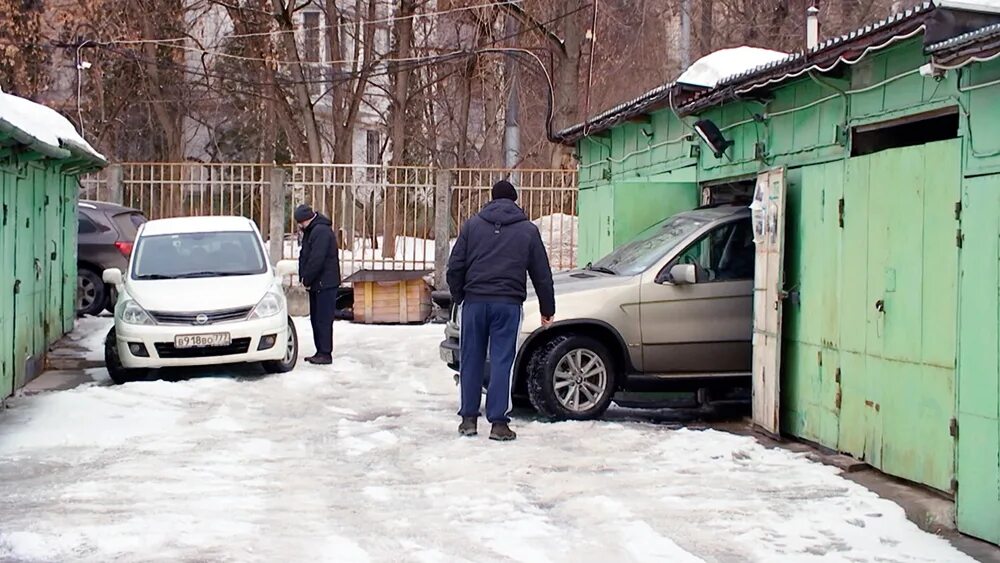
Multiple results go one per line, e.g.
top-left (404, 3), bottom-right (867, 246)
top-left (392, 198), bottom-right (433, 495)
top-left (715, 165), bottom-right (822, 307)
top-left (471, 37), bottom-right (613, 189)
top-left (751, 167), bottom-right (787, 434)
top-left (0, 173), bottom-right (13, 400)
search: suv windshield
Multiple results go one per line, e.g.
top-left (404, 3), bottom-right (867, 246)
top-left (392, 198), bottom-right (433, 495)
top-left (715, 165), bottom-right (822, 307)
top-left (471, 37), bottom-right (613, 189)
top-left (132, 231), bottom-right (267, 280)
top-left (591, 214), bottom-right (711, 276)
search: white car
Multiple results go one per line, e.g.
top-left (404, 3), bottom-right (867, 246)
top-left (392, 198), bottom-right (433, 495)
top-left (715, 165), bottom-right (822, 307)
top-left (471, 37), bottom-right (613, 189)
top-left (101, 216), bottom-right (298, 384)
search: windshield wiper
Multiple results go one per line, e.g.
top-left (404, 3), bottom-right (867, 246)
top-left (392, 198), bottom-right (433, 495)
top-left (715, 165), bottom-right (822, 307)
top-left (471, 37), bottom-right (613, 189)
top-left (585, 263), bottom-right (617, 275)
top-left (134, 274), bottom-right (177, 280)
top-left (175, 271), bottom-right (249, 279)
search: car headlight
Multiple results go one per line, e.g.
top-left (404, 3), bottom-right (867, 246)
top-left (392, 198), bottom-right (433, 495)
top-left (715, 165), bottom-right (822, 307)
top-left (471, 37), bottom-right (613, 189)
top-left (250, 291), bottom-right (283, 319)
top-left (119, 300), bottom-right (154, 325)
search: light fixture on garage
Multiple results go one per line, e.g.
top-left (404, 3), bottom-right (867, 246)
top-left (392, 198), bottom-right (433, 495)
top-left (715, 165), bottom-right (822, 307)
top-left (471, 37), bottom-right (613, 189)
top-left (694, 119), bottom-right (733, 158)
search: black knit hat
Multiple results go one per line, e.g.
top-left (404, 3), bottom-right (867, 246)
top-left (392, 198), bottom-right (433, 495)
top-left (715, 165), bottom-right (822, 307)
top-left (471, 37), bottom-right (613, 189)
top-left (294, 204), bottom-right (316, 223)
top-left (491, 180), bottom-right (518, 202)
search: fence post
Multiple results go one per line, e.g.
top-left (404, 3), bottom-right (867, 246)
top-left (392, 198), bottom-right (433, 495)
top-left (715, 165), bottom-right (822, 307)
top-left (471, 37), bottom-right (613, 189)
top-left (434, 168), bottom-right (453, 289)
top-left (269, 167), bottom-right (286, 265)
top-left (107, 164), bottom-right (123, 205)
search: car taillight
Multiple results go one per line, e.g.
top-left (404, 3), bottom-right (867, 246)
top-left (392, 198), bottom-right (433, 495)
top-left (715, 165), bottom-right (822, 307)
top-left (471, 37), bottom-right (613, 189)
top-left (115, 241), bottom-right (134, 257)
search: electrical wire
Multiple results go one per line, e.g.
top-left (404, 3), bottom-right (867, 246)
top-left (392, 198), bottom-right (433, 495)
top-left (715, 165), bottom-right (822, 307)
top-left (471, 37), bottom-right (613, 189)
top-left (108, 1), bottom-right (521, 45)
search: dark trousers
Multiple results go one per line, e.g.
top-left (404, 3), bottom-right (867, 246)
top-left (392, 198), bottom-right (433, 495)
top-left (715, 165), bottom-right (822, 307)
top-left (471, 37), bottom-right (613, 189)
top-left (309, 289), bottom-right (337, 356)
top-left (458, 301), bottom-right (522, 423)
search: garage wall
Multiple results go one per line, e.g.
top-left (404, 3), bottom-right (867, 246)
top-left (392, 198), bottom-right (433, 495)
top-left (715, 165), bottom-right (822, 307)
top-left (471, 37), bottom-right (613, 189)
top-left (1, 159), bottom-right (81, 402)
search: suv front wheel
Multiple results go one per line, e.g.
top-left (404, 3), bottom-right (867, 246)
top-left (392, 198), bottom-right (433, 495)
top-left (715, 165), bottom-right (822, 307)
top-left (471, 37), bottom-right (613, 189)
top-left (527, 335), bottom-right (617, 420)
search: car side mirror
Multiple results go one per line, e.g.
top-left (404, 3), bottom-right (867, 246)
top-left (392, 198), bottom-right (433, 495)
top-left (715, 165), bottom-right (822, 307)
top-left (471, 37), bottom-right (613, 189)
top-left (275, 260), bottom-right (298, 278)
top-left (668, 263), bottom-right (698, 285)
top-left (103, 268), bottom-right (123, 286)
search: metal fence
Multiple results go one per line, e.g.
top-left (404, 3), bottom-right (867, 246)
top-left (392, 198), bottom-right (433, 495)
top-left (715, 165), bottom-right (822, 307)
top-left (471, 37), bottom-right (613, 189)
top-left (79, 163), bottom-right (579, 279)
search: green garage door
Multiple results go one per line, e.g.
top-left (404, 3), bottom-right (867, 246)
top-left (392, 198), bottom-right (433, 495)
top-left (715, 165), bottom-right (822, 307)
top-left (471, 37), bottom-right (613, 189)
top-left (837, 139), bottom-right (960, 492)
top-left (957, 174), bottom-right (1000, 544)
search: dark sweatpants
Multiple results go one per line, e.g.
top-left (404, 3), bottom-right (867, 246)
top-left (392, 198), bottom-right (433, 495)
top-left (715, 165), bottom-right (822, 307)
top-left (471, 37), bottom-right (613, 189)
top-left (309, 289), bottom-right (337, 356)
top-left (458, 301), bottom-right (522, 423)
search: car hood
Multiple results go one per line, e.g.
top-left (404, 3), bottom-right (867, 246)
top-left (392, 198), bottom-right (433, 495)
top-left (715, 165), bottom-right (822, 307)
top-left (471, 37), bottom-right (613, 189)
top-left (527, 269), bottom-right (626, 299)
top-left (125, 273), bottom-right (276, 312)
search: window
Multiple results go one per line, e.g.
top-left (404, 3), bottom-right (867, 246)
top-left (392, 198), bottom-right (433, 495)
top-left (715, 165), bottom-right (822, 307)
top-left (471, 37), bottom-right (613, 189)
top-left (78, 213), bottom-right (100, 234)
top-left (303, 12), bottom-right (322, 96)
top-left (366, 130), bottom-right (381, 181)
top-left (670, 218), bottom-right (754, 283)
top-left (131, 231), bottom-right (267, 280)
top-left (112, 211), bottom-right (147, 238)
top-left (591, 214), bottom-right (711, 277)
top-left (850, 108), bottom-right (958, 157)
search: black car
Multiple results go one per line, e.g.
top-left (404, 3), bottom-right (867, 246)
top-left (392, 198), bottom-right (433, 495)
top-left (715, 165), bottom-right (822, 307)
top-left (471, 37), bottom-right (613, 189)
top-left (77, 200), bottom-right (146, 316)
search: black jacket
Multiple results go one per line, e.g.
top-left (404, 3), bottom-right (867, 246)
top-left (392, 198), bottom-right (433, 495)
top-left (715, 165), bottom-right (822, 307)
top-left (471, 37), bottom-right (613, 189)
top-left (298, 213), bottom-right (341, 292)
top-left (447, 199), bottom-right (555, 317)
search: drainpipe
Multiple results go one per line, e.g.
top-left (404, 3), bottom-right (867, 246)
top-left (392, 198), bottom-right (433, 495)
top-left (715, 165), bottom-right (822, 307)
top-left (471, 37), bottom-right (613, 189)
top-left (806, 3), bottom-right (820, 50)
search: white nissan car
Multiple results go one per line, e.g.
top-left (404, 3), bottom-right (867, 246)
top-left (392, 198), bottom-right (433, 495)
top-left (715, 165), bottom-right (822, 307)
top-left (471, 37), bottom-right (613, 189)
top-left (102, 216), bottom-right (298, 384)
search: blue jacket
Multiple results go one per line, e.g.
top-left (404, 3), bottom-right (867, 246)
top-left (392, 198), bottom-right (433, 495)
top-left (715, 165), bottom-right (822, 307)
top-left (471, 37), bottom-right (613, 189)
top-left (447, 199), bottom-right (556, 317)
top-left (298, 213), bottom-right (341, 292)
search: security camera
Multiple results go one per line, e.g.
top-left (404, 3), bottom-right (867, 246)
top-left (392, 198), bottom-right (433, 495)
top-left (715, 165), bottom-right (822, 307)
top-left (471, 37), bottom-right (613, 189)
top-left (919, 63), bottom-right (946, 79)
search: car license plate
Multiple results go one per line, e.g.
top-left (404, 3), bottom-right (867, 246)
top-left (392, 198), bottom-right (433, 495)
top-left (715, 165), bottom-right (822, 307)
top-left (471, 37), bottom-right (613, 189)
top-left (175, 333), bottom-right (231, 349)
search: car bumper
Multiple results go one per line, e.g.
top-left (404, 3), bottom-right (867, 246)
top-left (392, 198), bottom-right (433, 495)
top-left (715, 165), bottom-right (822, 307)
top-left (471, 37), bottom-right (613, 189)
top-left (115, 315), bottom-right (289, 369)
top-left (438, 332), bottom-right (530, 373)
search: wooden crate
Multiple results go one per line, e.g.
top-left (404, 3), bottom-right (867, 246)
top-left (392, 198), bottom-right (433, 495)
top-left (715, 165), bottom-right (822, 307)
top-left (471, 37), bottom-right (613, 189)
top-left (346, 270), bottom-right (433, 325)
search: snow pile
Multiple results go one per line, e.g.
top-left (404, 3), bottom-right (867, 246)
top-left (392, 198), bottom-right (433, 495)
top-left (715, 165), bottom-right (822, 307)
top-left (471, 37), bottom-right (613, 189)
top-left (0, 320), bottom-right (979, 562)
top-left (0, 88), bottom-right (105, 161)
top-left (534, 213), bottom-right (578, 270)
top-left (677, 46), bottom-right (789, 88)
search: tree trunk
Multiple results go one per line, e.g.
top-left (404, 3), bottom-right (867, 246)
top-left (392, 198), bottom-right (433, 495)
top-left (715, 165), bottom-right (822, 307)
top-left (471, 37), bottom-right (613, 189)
top-left (272, 0), bottom-right (323, 163)
top-left (549, 0), bottom-right (585, 168)
top-left (383, 0), bottom-right (417, 259)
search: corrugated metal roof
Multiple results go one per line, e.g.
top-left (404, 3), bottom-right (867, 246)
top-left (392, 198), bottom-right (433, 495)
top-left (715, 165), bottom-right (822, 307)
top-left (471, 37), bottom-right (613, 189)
top-left (926, 20), bottom-right (1000, 51)
top-left (716, 2), bottom-right (935, 87)
top-left (557, 2), bottom-right (937, 144)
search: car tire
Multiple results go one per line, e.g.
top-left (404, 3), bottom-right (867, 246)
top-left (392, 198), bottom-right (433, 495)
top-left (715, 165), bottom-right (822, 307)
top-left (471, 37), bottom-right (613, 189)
top-left (262, 317), bottom-right (298, 374)
top-left (104, 327), bottom-right (145, 385)
top-left (527, 334), bottom-right (617, 421)
top-left (77, 268), bottom-right (106, 317)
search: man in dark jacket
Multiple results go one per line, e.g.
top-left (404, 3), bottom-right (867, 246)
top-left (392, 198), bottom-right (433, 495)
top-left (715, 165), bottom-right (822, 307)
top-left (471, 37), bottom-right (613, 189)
top-left (295, 204), bottom-right (341, 365)
top-left (447, 180), bottom-right (555, 441)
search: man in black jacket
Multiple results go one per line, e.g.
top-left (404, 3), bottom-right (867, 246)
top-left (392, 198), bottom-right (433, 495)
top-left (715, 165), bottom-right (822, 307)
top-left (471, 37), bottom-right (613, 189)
top-left (295, 204), bottom-right (341, 365)
top-left (447, 180), bottom-right (555, 441)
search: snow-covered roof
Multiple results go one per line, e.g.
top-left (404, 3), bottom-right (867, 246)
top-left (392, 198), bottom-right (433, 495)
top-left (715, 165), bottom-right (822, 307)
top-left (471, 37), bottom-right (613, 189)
top-left (677, 47), bottom-right (790, 88)
top-left (0, 87), bottom-right (106, 165)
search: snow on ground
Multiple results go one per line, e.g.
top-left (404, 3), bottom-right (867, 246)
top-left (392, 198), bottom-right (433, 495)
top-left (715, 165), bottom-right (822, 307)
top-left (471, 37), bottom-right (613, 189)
top-left (677, 47), bottom-right (790, 88)
top-left (0, 319), bottom-right (974, 563)
top-left (0, 88), bottom-right (105, 161)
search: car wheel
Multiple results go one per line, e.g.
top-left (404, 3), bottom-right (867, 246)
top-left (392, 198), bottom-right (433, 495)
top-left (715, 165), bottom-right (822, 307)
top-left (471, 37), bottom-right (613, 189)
top-left (77, 268), bottom-right (106, 317)
top-left (527, 334), bottom-right (617, 421)
top-left (262, 317), bottom-right (298, 374)
top-left (104, 327), bottom-right (145, 385)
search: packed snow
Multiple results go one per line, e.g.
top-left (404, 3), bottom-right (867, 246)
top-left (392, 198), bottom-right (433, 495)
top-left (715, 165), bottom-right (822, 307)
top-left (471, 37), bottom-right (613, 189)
top-left (677, 47), bottom-right (790, 88)
top-left (0, 88), bottom-right (105, 161)
top-left (0, 318), bottom-right (976, 562)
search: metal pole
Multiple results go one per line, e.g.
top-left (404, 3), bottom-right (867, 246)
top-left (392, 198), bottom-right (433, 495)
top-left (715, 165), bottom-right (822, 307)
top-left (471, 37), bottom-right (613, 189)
top-left (503, 9), bottom-right (521, 186)
top-left (434, 168), bottom-right (452, 290)
top-left (269, 167), bottom-right (286, 265)
top-left (679, 0), bottom-right (692, 69)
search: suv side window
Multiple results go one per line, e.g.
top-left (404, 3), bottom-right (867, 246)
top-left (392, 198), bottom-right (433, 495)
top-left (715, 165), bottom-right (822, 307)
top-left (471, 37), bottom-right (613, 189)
top-left (667, 217), bottom-right (754, 283)
top-left (78, 213), bottom-right (100, 235)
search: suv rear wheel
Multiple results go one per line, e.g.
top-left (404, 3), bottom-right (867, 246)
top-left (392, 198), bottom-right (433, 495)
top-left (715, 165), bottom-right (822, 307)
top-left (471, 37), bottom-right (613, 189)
top-left (527, 335), bottom-right (617, 420)
top-left (77, 268), bottom-right (106, 317)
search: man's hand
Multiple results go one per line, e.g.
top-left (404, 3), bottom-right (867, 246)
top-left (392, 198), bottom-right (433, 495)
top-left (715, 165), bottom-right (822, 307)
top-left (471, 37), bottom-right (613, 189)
top-left (541, 315), bottom-right (554, 327)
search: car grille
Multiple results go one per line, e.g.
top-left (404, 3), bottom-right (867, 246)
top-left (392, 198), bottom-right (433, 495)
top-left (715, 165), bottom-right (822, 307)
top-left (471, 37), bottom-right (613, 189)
top-left (148, 307), bottom-right (252, 325)
top-left (154, 338), bottom-right (252, 359)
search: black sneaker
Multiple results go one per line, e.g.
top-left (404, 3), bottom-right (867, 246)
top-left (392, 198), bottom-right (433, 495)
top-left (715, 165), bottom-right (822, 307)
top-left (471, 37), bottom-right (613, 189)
top-left (489, 422), bottom-right (517, 442)
top-left (306, 354), bottom-right (332, 365)
top-left (458, 416), bottom-right (478, 437)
